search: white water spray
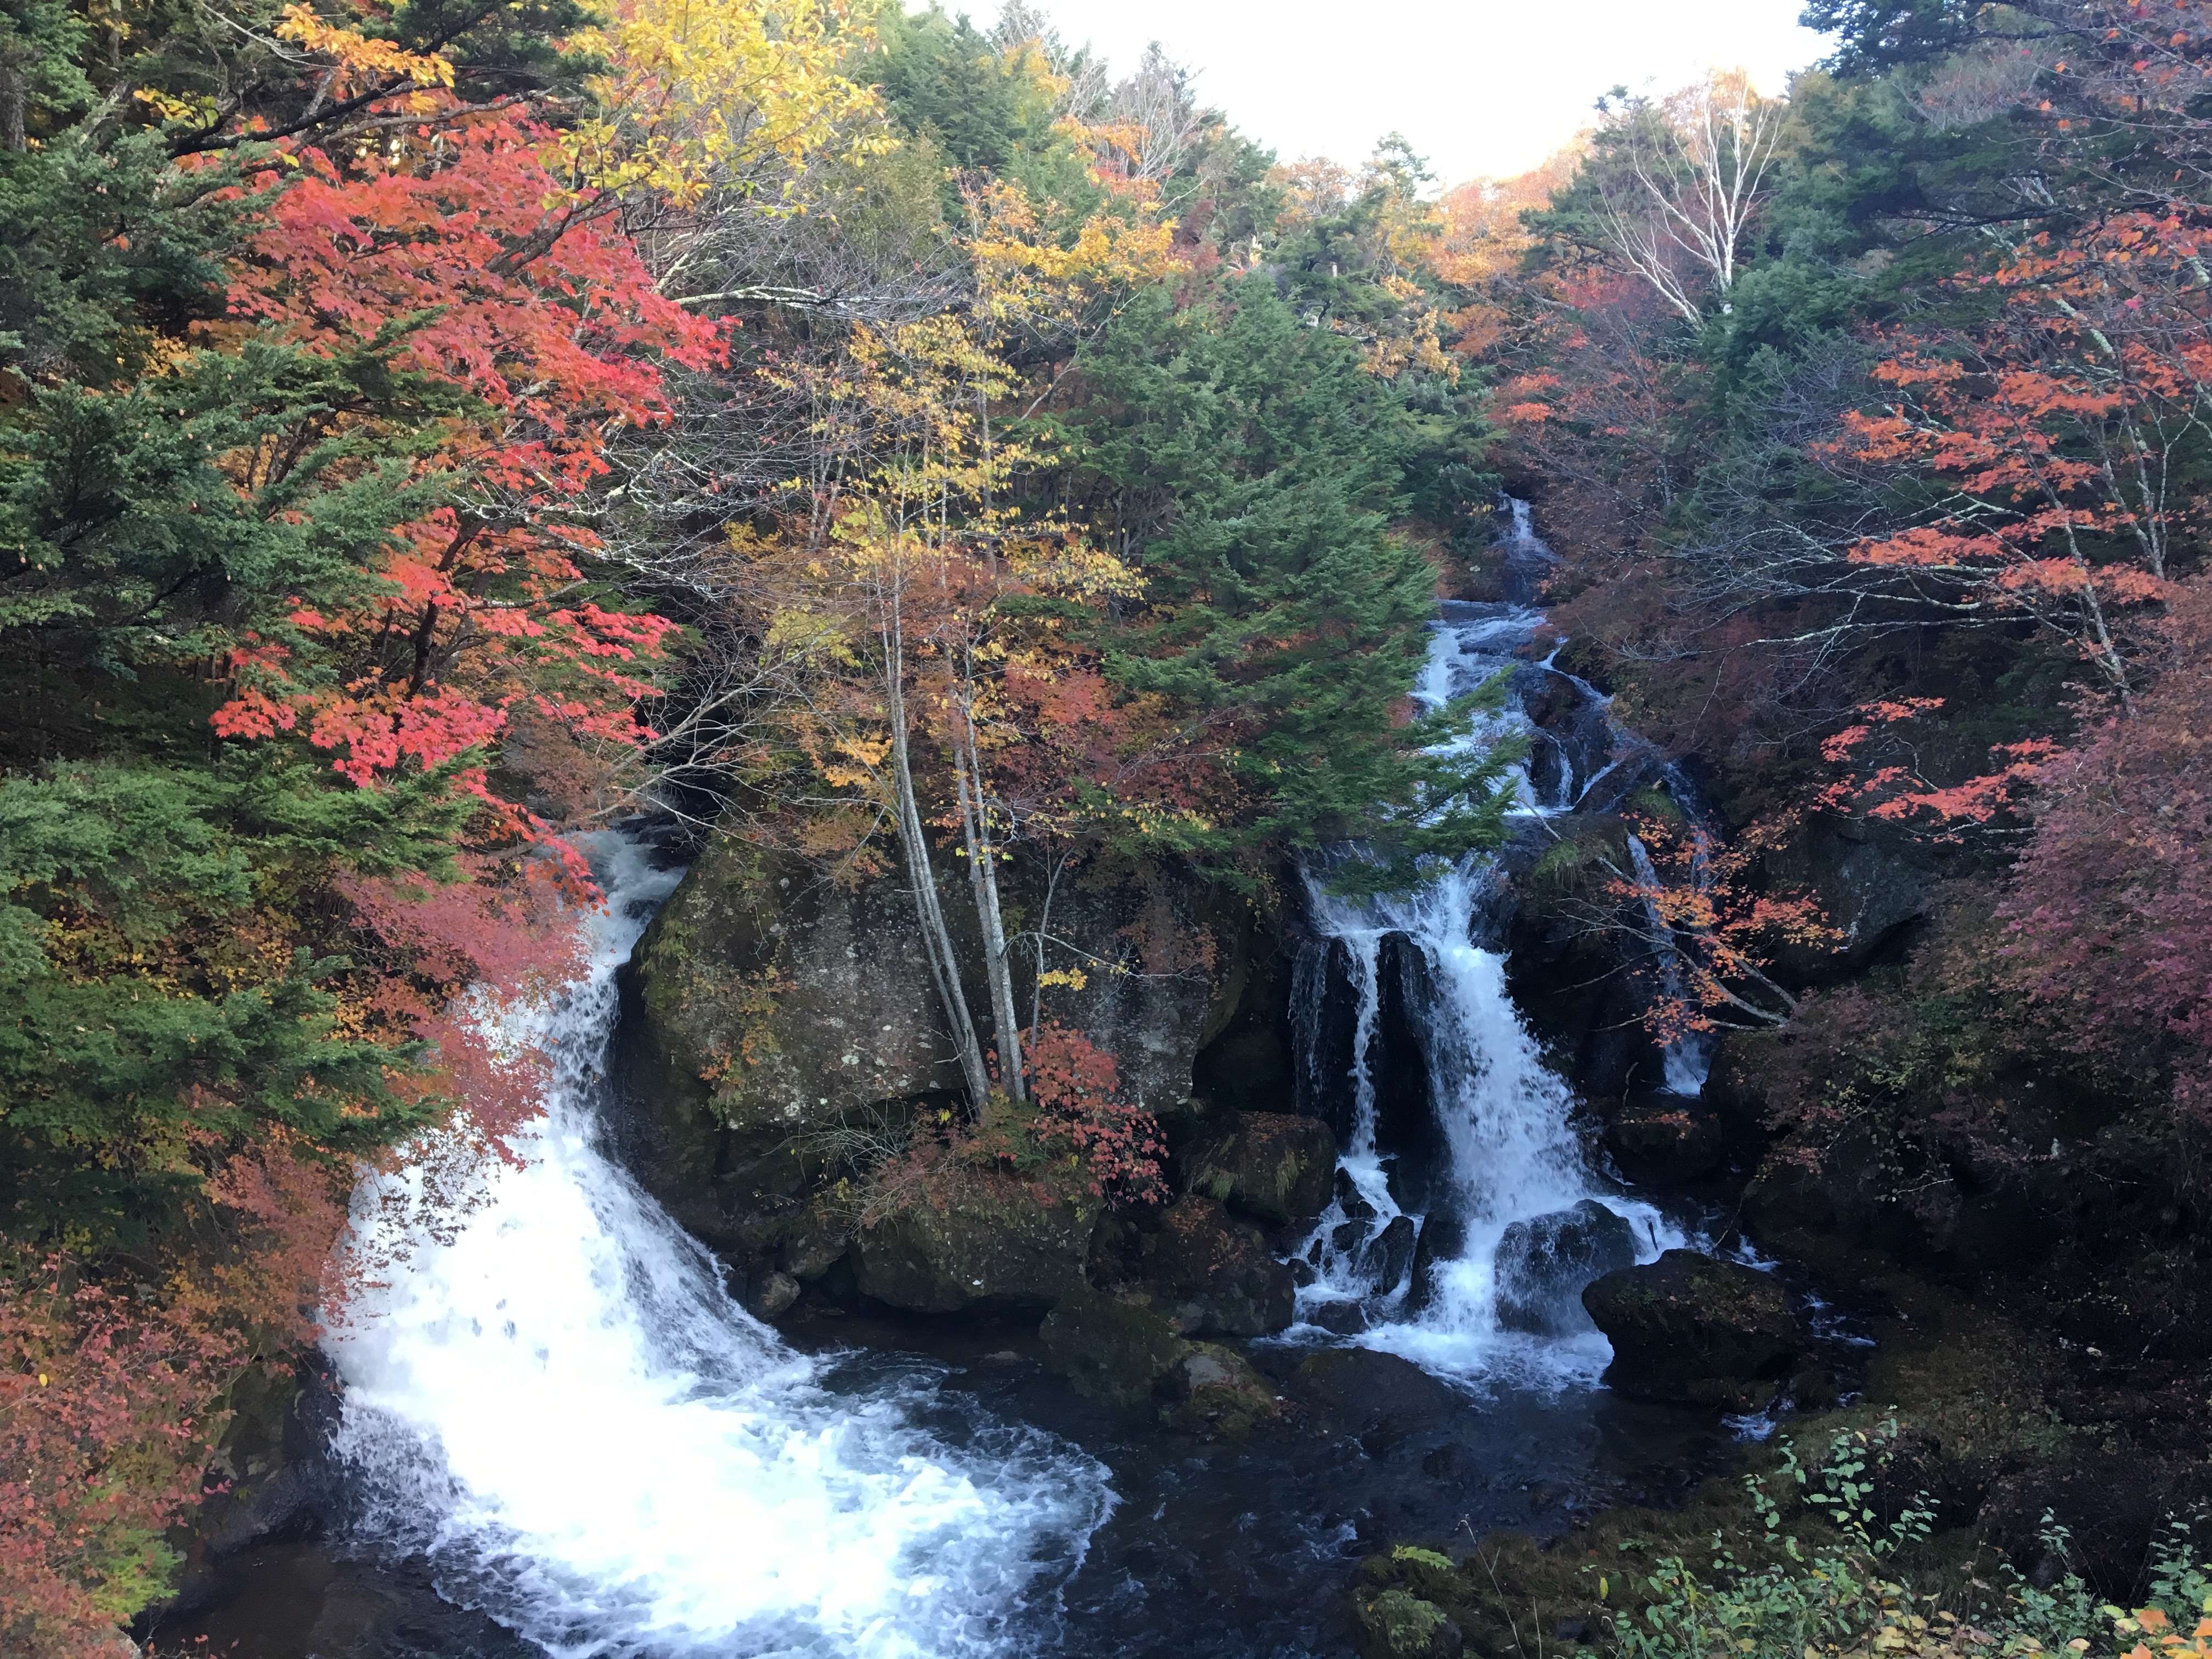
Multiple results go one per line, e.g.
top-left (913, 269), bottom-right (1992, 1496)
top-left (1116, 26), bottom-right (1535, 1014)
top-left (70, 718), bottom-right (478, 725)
top-left (326, 834), bottom-right (1111, 1658)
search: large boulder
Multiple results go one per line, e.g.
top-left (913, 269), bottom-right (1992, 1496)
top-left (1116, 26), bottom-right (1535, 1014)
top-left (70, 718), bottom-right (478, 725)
top-left (1180, 1111), bottom-right (1338, 1224)
top-left (1040, 1288), bottom-right (1187, 1409)
top-left (1762, 819), bottom-right (1947, 981)
top-left (849, 1177), bottom-right (1096, 1312)
top-left (618, 839), bottom-right (1254, 1253)
top-left (1293, 1347), bottom-right (1463, 1444)
top-left (1494, 1200), bottom-right (1639, 1335)
top-left (1605, 1098), bottom-right (1724, 1184)
top-left (1582, 1249), bottom-right (1802, 1411)
top-left (1145, 1194), bottom-right (1295, 1337)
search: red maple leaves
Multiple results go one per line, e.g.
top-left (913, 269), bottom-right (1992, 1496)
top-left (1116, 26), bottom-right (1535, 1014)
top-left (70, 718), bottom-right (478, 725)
top-left (211, 109), bottom-right (718, 819)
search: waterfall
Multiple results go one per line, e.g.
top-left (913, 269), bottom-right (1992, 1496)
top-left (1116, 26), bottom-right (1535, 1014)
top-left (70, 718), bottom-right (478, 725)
top-left (1626, 833), bottom-right (1717, 1098)
top-left (1293, 502), bottom-right (1683, 1380)
top-left (325, 833), bottom-right (1111, 1658)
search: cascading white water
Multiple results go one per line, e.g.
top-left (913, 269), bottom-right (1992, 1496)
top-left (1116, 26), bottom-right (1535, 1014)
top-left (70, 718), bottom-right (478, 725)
top-left (1293, 504), bottom-right (1681, 1381)
top-left (326, 834), bottom-right (1111, 1659)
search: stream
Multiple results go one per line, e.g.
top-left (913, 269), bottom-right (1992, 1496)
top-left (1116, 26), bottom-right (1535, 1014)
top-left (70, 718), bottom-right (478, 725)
top-left (157, 506), bottom-right (1773, 1659)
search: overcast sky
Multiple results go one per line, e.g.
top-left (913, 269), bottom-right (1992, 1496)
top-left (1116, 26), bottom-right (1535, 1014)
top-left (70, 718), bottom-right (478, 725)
top-left (1009, 0), bottom-right (1833, 185)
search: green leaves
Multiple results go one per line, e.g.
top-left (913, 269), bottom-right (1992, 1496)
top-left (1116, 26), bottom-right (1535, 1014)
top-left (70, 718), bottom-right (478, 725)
top-left (1065, 275), bottom-right (1515, 878)
top-left (0, 768), bottom-right (251, 977)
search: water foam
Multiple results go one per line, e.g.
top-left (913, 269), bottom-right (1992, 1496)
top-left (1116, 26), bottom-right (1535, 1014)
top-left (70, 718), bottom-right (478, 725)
top-left (326, 834), bottom-right (1111, 1658)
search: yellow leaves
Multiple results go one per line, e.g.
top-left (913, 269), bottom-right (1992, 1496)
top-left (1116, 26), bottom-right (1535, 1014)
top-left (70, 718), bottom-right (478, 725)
top-left (1009, 537), bottom-right (1143, 603)
top-left (274, 4), bottom-right (456, 90)
top-left (558, 0), bottom-right (885, 207)
top-left (1036, 967), bottom-right (1089, 991)
top-left (764, 605), bottom-right (856, 667)
top-left (961, 177), bottom-right (1179, 334)
top-left (131, 87), bottom-right (218, 127)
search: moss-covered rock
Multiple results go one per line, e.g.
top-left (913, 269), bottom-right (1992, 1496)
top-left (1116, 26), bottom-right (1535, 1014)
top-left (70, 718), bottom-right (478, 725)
top-left (1145, 1194), bottom-right (1295, 1336)
top-left (1605, 1097), bottom-right (1724, 1184)
top-left (1040, 1288), bottom-right (1187, 1409)
top-left (1179, 1111), bottom-right (1338, 1224)
top-left (617, 837), bottom-right (1263, 1256)
top-left (849, 1175), bottom-right (1096, 1312)
top-left (615, 843), bottom-right (959, 1252)
top-left (1161, 1340), bottom-right (1281, 1437)
top-left (1293, 1347), bottom-right (1463, 1442)
top-left (1582, 1249), bottom-right (1801, 1411)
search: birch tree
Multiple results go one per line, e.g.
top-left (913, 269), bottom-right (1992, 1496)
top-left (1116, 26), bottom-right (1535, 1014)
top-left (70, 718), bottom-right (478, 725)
top-left (1588, 70), bottom-right (1787, 321)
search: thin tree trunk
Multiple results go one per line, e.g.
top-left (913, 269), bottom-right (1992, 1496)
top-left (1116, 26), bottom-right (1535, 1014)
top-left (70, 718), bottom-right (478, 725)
top-left (879, 578), bottom-right (992, 1105)
top-left (951, 662), bottom-right (1024, 1101)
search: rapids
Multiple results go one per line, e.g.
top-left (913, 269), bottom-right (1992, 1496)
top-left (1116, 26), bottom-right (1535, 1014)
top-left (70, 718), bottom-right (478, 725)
top-left (320, 836), bottom-right (1114, 1658)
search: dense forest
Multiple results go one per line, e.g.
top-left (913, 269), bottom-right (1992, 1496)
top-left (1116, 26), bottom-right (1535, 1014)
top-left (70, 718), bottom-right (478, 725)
top-left (3, 0), bottom-right (2211, 1652)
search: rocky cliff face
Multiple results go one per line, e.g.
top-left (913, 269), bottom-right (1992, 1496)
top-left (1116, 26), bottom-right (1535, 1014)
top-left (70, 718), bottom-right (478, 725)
top-left (610, 836), bottom-right (1283, 1270)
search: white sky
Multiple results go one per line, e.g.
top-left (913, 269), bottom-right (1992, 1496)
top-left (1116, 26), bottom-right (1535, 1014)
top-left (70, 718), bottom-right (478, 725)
top-left (1013, 0), bottom-right (1833, 185)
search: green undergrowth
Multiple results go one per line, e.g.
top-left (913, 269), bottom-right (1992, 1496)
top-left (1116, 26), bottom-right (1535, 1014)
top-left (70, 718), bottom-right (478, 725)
top-left (1360, 1410), bottom-right (2212, 1659)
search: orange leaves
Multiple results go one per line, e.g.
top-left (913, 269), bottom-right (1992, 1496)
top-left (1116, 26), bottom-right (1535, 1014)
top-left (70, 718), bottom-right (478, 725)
top-left (1593, 804), bottom-right (1837, 1036)
top-left (273, 4), bottom-right (455, 97)
top-left (1815, 697), bottom-right (2063, 834)
top-left (1825, 222), bottom-right (2209, 695)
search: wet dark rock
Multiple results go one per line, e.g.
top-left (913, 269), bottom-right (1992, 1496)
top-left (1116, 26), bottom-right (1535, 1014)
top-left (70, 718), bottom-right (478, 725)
top-left (1145, 1194), bottom-right (1295, 1337)
top-left (747, 1269), bottom-right (801, 1320)
top-left (1294, 1347), bottom-right (1462, 1440)
top-left (143, 1542), bottom-right (543, 1659)
top-left (190, 1358), bottom-right (340, 1564)
top-left (1359, 1214), bottom-right (1418, 1296)
top-left (1494, 1201), bottom-right (1638, 1336)
top-left (1407, 1206), bottom-right (1468, 1315)
top-left (154, 1357), bottom-right (348, 1630)
top-left (1161, 1342), bottom-right (1282, 1437)
top-left (780, 1207), bottom-right (852, 1282)
top-left (1180, 1110), bottom-right (1338, 1225)
top-left (1308, 1299), bottom-right (1372, 1335)
top-left (1582, 1250), bottom-right (1802, 1412)
top-left (1040, 1289), bottom-right (1186, 1410)
top-left (1606, 1098), bottom-right (1724, 1184)
top-left (849, 1177), bottom-right (1095, 1312)
top-left (1336, 1167), bottom-right (1379, 1222)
